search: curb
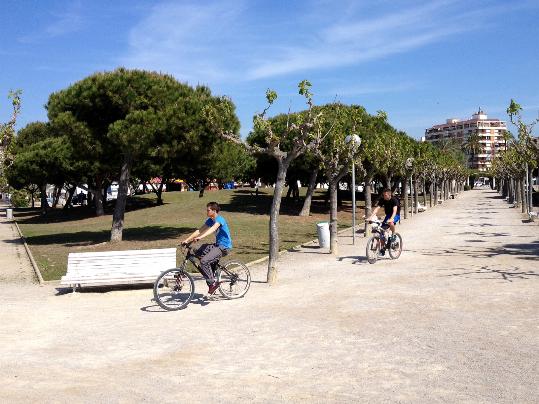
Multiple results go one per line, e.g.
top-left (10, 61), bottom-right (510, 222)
top-left (12, 218), bottom-right (45, 285)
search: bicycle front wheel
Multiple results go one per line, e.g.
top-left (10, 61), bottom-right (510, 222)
top-left (217, 261), bottom-right (251, 299)
top-left (366, 236), bottom-right (380, 264)
top-left (153, 267), bottom-right (195, 311)
top-left (388, 233), bottom-right (403, 259)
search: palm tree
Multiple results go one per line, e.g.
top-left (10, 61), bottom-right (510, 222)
top-left (462, 132), bottom-right (482, 169)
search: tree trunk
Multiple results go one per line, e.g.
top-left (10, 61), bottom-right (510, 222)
top-left (40, 183), bottom-right (48, 215)
top-left (329, 179), bottom-right (339, 255)
top-left (403, 176), bottom-right (409, 219)
top-left (515, 179), bottom-right (521, 208)
top-left (384, 175), bottom-right (391, 189)
top-left (267, 160), bottom-right (289, 284)
top-left (102, 179), bottom-right (110, 210)
top-left (299, 169), bottom-right (318, 216)
top-left (52, 185), bottom-right (62, 208)
top-left (520, 177), bottom-right (527, 213)
top-left (94, 178), bottom-right (104, 216)
top-left (429, 180), bottom-right (434, 207)
top-left (111, 155), bottom-right (133, 242)
top-left (509, 179), bottom-right (514, 204)
top-left (413, 175), bottom-right (419, 214)
top-left (156, 182), bottom-right (164, 205)
top-left (63, 185), bottom-right (76, 211)
top-left (364, 175), bottom-right (373, 237)
top-left (198, 179), bottom-right (206, 198)
top-left (422, 178), bottom-right (427, 207)
top-left (150, 181), bottom-right (165, 205)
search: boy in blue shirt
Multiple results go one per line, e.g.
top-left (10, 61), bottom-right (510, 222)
top-left (181, 202), bottom-right (232, 294)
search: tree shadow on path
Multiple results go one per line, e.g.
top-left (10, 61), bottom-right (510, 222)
top-left (437, 264), bottom-right (538, 282)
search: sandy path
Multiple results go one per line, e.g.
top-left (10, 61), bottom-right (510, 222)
top-left (0, 189), bottom-right (537, 403)
top-left (0, 200), bottom-right (36, 284)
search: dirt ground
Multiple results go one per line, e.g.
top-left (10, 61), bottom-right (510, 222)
top-left (0, 189), bottom-right (538, 403)
top-left (0, 200), bottom-right (36, 284)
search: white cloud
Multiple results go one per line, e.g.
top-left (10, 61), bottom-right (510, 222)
top-left (120, 1), bottom-right (247, 84)
top-left (330, 81), bottom-right (421, 97)
top-left (119, 0), bottom-right (530, 84)
top-left (247, 1), bottom-right (478, 79)
top-left (18, 1), bottom-right (84, 43)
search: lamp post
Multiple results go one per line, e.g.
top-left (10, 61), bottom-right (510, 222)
top-left (405, 158), bottom-right (414, 217)
top-left (346, 134), bottom-right (361, 245)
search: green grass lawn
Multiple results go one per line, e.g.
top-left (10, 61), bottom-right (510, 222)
top-left (15, 188), bottom-right (360, 280)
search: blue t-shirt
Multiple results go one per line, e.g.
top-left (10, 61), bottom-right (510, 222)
top-left (204, 215), bottom-right (233, 249)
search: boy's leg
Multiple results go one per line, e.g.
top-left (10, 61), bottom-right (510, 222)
top-left (199, 244), bottom-right (223, 286)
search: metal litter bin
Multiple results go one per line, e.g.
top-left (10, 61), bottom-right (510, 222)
top-left (316, 222), bottom-right (330, 248)
top-left (6, 208), bottom-right (13, 220)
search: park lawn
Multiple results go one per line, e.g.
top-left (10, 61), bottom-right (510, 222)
top-left (15, 188), bottom-right (359, 281)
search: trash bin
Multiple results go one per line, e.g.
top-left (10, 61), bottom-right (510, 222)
top-left (6, 208), bottom-right (13, 220)
top-left (316, 222), bottom-right (330, 248)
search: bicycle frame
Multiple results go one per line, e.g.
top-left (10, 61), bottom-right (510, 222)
top-left (370, 222), bottom-right (391, 248)
top-left (179, 244), bottom-right (228, 278)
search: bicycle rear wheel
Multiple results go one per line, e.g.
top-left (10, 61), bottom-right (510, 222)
top-left (366, 236), bottom-right (380, 264)
top-left (217, 261), bottom-right (251, 299)
top-left (153, 267), bottom-right (195, 311)
top-left (388, 233), bottom-right (403, 259)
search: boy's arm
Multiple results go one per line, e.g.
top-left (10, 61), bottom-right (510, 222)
top-left (182, 224), bottom-right (209, 244)
top-left (194, 222), bottom-right (221, 241)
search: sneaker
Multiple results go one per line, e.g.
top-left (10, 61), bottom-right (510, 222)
top-left (208, 282), bottom-right (220, 295)
top-left (380, 249), bottom-right (386, 256)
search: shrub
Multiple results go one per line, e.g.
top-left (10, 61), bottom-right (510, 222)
top-left (10, 189), bottom-right (29, 207)
top-left (464, 184), bottom-right (471, 191)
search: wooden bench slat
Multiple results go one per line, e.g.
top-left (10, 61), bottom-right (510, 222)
top-left (68, 248), bottom-right (175, 258)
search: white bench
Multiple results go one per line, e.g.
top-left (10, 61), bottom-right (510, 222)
top-left (60, 248), bottom-right (176, 291)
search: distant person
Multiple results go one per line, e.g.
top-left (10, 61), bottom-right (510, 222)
top-left (255, 178), bottom-right (262, 196)
top-left (181, 202), bottom-right (233, 294)
top-left (369, 188), bottom-right (400, 253)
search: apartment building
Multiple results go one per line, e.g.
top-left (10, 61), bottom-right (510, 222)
top-left (424, 109), bottom-right (507, 171)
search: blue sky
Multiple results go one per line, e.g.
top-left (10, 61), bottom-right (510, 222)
top-left (1, 0), bottom-right (538, 139)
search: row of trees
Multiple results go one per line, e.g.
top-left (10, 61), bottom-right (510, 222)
top-left (221, 81), bottom-right (469, 282)
top-left (491, 100), bottom-right (538, 213)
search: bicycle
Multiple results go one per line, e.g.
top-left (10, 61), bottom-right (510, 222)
top-left (365, 219), bottom-right (403, 264)
top-left (153, 242), bottom-right (251, 311)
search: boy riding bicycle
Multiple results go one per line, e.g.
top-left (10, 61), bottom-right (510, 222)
top-left (181, 202), bottom-right (232, 294)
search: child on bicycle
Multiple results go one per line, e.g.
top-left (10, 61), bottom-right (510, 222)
top-left (181, 201), bottom-right (233, 294)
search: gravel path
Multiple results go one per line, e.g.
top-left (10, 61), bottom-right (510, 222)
top-left (0, 200), bottom-right (36, 284)
top-left (0, 189), bottom-right (537, 403)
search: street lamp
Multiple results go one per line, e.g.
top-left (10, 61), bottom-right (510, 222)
top-left (346, 134), bottom-right (361, 245)
top-left (405, 157), bottom-right (414, 217)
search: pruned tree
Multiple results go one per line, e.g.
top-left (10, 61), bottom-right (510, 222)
top-left (222, 81), bottom-right (324, 284)
top-left (310, 103), bottom-right (367, 255)
top-left (0, 90), bottom-right (22, 193)
top-left (505, 99), bottom-right (538, 213)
